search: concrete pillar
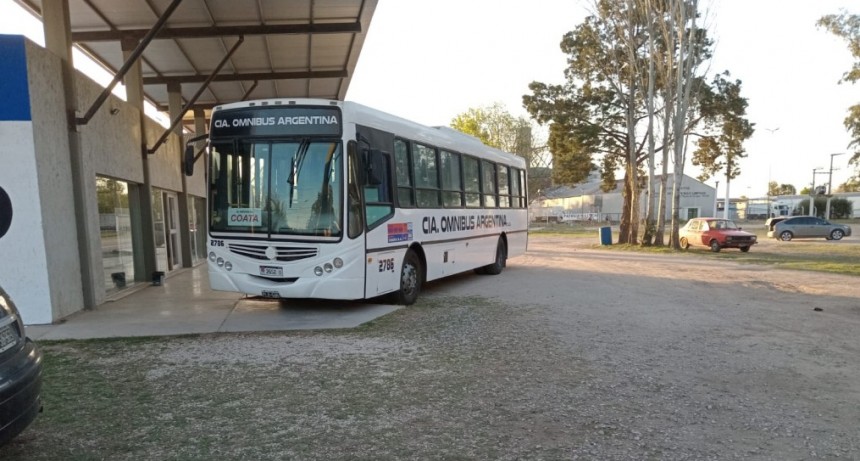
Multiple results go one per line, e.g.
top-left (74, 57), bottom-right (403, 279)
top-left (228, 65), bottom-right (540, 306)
top-left (194, 109), bottom-right (208, 262)
top-left (121, 37), bottom-right (157, 281)
top-left (194, 108), bottom-right (208, 143)
top-left (42, 0), bottom-right (96, 310)
top-left (168, 82), bottom-right (192, 267)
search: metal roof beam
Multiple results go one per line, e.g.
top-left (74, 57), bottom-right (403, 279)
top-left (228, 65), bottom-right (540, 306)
top-left (142, 69), bottom-right (346, 85)
top-left (72, 22), bottom-right (361, 42)
top-left (75, 0), bottom-right (184, 125)
top-left (147, 36), bottom-right (245, 154)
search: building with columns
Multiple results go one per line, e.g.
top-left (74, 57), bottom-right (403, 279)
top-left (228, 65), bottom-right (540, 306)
top-left (0, 0), bottom-right (376, 324)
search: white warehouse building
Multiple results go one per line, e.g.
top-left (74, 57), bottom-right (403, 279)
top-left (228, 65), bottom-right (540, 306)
top-left (530, 174), bottom-right (716, 222)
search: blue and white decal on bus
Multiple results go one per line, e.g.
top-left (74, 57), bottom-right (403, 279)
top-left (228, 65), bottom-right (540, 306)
top-left (387, 223), bottom-right (413, 243)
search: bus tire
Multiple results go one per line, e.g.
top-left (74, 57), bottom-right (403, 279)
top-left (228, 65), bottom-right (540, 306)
top-left (396, 250), bottom-right (422, 305)
top-left (482, 237), bottom-right (507, 276)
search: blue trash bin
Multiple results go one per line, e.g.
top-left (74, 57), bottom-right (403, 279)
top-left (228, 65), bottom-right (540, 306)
top-left (599, 226), bottom-right (612, 245)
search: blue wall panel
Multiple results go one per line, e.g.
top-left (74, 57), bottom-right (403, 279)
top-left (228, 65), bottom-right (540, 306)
top-left (0, 35), bottom-right (32, 122)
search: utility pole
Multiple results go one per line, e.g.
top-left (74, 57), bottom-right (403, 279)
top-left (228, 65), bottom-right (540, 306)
top-left (825, 153), bottom-right (845, 218)
top-left (828, 153), bottom-right (845, 195)
top-left (713, 180), bottom-right (720, 217)
top-left (810, 168), bottom-right (821, 216)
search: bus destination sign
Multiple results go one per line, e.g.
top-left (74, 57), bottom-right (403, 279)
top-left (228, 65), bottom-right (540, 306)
top-left (210, 106), bottom-right (342, 138)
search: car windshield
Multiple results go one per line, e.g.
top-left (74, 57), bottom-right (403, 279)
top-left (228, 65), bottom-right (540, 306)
top-left (707, 219), bottom-right (739, 230)
top-left (208, 140), bottom-right (343, 237)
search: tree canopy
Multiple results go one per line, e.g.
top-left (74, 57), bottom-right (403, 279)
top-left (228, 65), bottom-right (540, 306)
top-left (449, 103), bottom-right (550, 198)
top-left (691, 72), bottom-right (755, 183)
top-left (767, 181), bottom-right (797, 196)
top-left (818, 10), bottom-right (860, 187)
top-left (523, 0), bottom-right (753, 246)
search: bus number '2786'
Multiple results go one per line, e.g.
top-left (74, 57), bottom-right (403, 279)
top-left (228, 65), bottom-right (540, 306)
top-left (378, 258), bottom-right (394, 273)
top-left (210, 239), bottom-right (225, 247)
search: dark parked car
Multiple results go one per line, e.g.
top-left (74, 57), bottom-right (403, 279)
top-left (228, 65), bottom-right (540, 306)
top-left (768, 216), bottom-right (852, 241)
top-left (0, 285), bottom-right (43, 447)
top-left (680, 218), bottom-right (757, 252)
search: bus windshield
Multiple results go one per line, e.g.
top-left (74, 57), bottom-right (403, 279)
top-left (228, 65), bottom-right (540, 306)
top-left (209, 140), bottom-right (343, 237)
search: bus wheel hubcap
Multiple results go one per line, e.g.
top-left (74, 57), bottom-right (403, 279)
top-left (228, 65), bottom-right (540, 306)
top-left (402, 264), bottom-right (417, 293)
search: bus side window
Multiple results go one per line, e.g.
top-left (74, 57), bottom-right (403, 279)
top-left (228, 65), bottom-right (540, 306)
top-left (498, 165), bottom-right (510, 208)
top-left (463, 156), bottom-right (481, 208)
top-left (394, 139), bottom-right (414, 207)
top-left (365, 149), bottom-right (394, 228)
top-left (440, 150), bottom-right (463, 207)
top-left (413, 143), bottom-right (440, 207)
top-left (481, 160), bottom-right (497, 208)
top-left (511, 168), bottom-right (522, 208)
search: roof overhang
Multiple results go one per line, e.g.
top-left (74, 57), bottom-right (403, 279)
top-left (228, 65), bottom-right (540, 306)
top-left (15, 0), bottom-right (377, 119)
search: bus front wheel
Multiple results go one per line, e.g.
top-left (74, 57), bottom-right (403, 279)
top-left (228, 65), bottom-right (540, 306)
top-left (396, 250), bottom-right (422, 305)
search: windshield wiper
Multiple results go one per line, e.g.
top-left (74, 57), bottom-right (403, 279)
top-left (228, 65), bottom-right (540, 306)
top-left (286, 142), bottom-right (310, 208)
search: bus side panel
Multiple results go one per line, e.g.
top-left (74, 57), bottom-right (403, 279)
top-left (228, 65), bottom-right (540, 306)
top-left (507, 230), bottom-right (529, 259)
top-left (422, 234), bottom-right (498, 282)
top-left (364, 249), bottom-right (403, 297)
top-left (364, 209), bottom-right (528, 293)
top-left (506, 212), bottom-right (529, 259)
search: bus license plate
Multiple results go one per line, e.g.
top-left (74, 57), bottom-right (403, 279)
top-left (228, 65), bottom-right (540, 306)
top-left (259, 265), bottom-right (283, 277)
top-left (261, 290), bottom-right (280, 298)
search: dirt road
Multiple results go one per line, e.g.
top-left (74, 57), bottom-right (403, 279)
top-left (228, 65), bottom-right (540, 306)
top-left (419, 235), bottom-right (860, 459)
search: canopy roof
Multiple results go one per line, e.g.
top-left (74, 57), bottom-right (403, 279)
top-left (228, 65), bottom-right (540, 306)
top-left (15, 0), bottom-right (377, 114)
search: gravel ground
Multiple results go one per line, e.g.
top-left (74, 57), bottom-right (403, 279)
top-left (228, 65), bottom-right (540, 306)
top-left (3, 235), bottom-right (859, 460)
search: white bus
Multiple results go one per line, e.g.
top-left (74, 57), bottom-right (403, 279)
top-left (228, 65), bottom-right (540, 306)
top-left (185, 99), bottom-right (528, 304)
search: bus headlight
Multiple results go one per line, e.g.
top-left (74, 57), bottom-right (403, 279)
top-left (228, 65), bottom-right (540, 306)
top-left (333, 257), bottom-right (344, 269)
top-left (314, 266), bottom-right (324, 276)
top-left (209, 252), bottom-right (216, 262)
top-left (224, 261), bottom-right (232, 271)
top-left (216, 257), bottom-right (224, 267)
top-left (324, 263), bottom-right (333, 273)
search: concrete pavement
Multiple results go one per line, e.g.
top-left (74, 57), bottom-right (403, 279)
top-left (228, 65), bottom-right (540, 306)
top-left (26, 263), bottom-right (400, 340)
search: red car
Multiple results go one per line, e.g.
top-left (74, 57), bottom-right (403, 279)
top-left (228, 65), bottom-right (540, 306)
top-left (679, 218), bottom-right (757, 253)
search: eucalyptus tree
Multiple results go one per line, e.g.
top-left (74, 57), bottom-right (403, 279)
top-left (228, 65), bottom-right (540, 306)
top-left (524, 0), bottom-right (714, 245)
top-left (639, 0), bottom-right (711, 246)
top-left (691, 72), bottom-right (755, 219)
top-left (818, 11), bottom-right (860, 190)
top-left (524, 0), bottom-right (652, 244)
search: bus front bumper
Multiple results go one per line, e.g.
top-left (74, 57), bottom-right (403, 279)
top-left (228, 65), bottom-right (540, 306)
top-left (208, 267), bottom-right (365, 300)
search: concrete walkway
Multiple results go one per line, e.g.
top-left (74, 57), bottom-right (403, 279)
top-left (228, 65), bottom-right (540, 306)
top-left (27, 264), bottom-right (400, 340)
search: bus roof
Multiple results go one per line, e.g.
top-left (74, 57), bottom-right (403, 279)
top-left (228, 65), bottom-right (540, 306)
top-left (211, 98), bottom-right (526, 169)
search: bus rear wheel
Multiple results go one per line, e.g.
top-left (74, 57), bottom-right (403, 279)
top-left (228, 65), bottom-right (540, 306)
top-left (481, 238), bottom-right (507, 276)
top-left (396, 250), bottom-right (422, 305)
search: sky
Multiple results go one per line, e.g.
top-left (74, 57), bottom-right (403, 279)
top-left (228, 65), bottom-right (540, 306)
top-left (1, 0), bottom-right (857, 198)
top-left (347, 0), bottom-right (858, 198)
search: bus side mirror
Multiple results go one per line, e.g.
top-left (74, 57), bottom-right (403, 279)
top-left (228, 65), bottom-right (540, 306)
top-left (184, 145), bottom-right (195, 176)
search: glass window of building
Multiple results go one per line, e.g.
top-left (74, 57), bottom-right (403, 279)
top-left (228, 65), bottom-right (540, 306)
top-left (97, 177), bottom-right (135, 293)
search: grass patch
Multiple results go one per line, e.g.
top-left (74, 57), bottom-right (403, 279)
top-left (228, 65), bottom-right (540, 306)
top-left (705, 243), bottom-right (860, 276)
top-left (527, 219), bottom-right (860, 276)
top-left (1, 296), bottom-right (585, 461)
top-left (528, 222), bottom-right (607, 238)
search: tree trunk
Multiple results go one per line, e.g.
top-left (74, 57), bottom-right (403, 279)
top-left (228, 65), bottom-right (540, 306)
top-left (618, 169), bottom-right (633, 243)
top-left (655, 94), bottom-right (672, 246)
top-left (642, 6), bottom-right (658, 246)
